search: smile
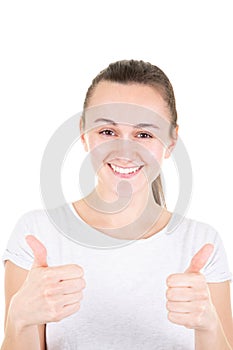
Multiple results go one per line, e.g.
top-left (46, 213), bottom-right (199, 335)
top-left (107, 163), bottom-right (143, 178)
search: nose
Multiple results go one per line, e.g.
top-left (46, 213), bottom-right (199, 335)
top-left (109, 139), bottom-right (140, 165)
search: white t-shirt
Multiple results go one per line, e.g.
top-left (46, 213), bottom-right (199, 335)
top-left (2, 203), bottom-right (232, 350)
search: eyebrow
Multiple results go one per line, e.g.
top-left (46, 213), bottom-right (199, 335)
top-left (94, 118), bottom-right (160, 130)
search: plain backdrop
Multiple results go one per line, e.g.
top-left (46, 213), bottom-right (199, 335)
top-left (0, 0), bottom-right (232, 344)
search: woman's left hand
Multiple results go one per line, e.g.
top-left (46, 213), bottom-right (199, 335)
top-left (166, 244), bottom-right (219, 331)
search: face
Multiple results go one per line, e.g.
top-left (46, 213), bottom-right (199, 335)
top-left (80, 81), bottom-right (178, 198)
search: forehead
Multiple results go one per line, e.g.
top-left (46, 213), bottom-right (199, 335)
top-left (87, 81), bottom-right (169, 118)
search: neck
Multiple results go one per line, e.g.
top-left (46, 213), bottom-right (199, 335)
top-left (79, 184), bottom-right (167, 239)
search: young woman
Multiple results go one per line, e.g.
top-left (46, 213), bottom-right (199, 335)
top-left (1, 60), bottom-right (233, 349)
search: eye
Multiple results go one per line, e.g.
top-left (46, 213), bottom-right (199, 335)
top-left (136, 132), bottom-right (153, 139)
top-left (99, 129), bottom-right (116, 136)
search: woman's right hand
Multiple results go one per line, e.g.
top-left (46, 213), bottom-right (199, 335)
top-left (8, 235), bottom-right (86, 329)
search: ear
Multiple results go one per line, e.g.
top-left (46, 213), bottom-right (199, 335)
top-left (164, 125), bottom-right (179, 159)
top-left (79, 117), bottom-right (88, 152)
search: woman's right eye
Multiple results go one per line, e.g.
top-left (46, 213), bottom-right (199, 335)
top-left (99, 129), bottom-right (116, 136)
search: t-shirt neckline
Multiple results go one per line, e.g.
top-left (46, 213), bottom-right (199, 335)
top-left (68, 202), bottom-right (171, 243)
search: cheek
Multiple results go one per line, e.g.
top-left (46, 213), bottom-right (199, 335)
top-left (86, 139), bottom-right (110, 172)
top-left (146, 142), bottom-right (167, 165)
top-left (138, 142), bottom-right (166, 182)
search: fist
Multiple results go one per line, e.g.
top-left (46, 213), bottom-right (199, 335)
top-left (166, 244), bottom-right (218, 330)
top-left (10, 235), bottom-right (86, 328)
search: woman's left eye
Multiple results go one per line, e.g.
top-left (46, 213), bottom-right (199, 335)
top-left (136, 132), bottom-right (153, 139)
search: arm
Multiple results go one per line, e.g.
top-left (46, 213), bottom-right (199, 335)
top-left (195, 281), bottom-right (233, 350)
top-left (1, 261), bottom-right (45, 350)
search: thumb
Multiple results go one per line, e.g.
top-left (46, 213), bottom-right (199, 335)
top-left (185, 243), bottom-right (214, 273)
top-left (25, 235), bottom-right (48, 268)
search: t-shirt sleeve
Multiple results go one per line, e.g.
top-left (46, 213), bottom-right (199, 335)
top-left (2, 212), bottom-right (35, 270)
top-left (202, 227), bottom-right (232, 283)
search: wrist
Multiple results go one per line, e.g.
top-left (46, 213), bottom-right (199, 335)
top-left (195, 304), bottom-right (219, 333)
top-left (7, 296), bottom-right (31, 332)
top-left (6, 310), bottom-right (29, 335)
top-left (195, 316), bottom-right (231, 350)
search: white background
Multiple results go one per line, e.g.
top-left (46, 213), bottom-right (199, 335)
top-left (0, 0), bottom-right (232, 344)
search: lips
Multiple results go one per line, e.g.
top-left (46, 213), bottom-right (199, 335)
top-left (107, 163), bottom-right (143, 178)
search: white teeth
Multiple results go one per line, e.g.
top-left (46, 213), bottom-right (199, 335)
top-left (110, 164), bottom-right (140, 174)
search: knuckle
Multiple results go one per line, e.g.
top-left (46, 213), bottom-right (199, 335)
top-left (74, 301), bottom-right (81, 308)
top-left (166, 275), bottom-right (172, 285)
top-left (166, 274), bottom-right (176, 286)
top-left (80, 278), bottom-right (86, 289)
top-left (78, 267), bottom-right (84, 277)
top-left (72, 302), bottom-right (81, 313)
top-left (43, 287), bottom-right (53, 298)
top-left (42, 269), bottom-right (53, 282)
top-left (74, 278), bottom-right (86, 291)
top-left (78, 291), bottom-right (84, 300)
top-left (60, 302), bottom-right (81, 319)
top-left (72, 264), bottom-right (84, 277)
top-left (167, 311), bottom-right (174, 322)
top-left (166, 288), bottom-right (173, 300)
top-left (166, 301), bottom-right (171, 311)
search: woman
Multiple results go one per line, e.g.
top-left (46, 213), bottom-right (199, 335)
top-left (1, 60), bottom-right (233, 349)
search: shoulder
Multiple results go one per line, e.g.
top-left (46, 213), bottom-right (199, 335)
top-left (3, 203), bottom-right (79, 269)
top-left (8, 204), bottom-right (73, 248)
top-left (17, 207), bottom-right (49, 225)
top-left (168, 212), bottom-right (219, 239)
top-left (167, 213), bottom-right (225, 257)
top-left (15, 203), bottom-right (72, 229)
top-left (165, 213), bottom-right (232, 281)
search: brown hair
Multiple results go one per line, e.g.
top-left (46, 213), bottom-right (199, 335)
top-left (82, 59), bottom-right (178, 207)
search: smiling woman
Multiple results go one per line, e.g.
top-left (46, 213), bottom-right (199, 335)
top-left (1, 60), bottom-right (233, 350)
top-left (78, 81), bottom-right (176, 234)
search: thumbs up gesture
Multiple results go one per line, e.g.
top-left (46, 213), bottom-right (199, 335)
top-left (166, 244), bottom-right (218, 331)
top-left (10, 235), bottom-right (86, 329)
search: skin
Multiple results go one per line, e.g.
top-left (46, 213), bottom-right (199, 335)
top-left (2, 81), bottom-right (232, 350)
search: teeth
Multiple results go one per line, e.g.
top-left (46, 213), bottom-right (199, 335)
top-left (110, 164), bottom-right (140, 174)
